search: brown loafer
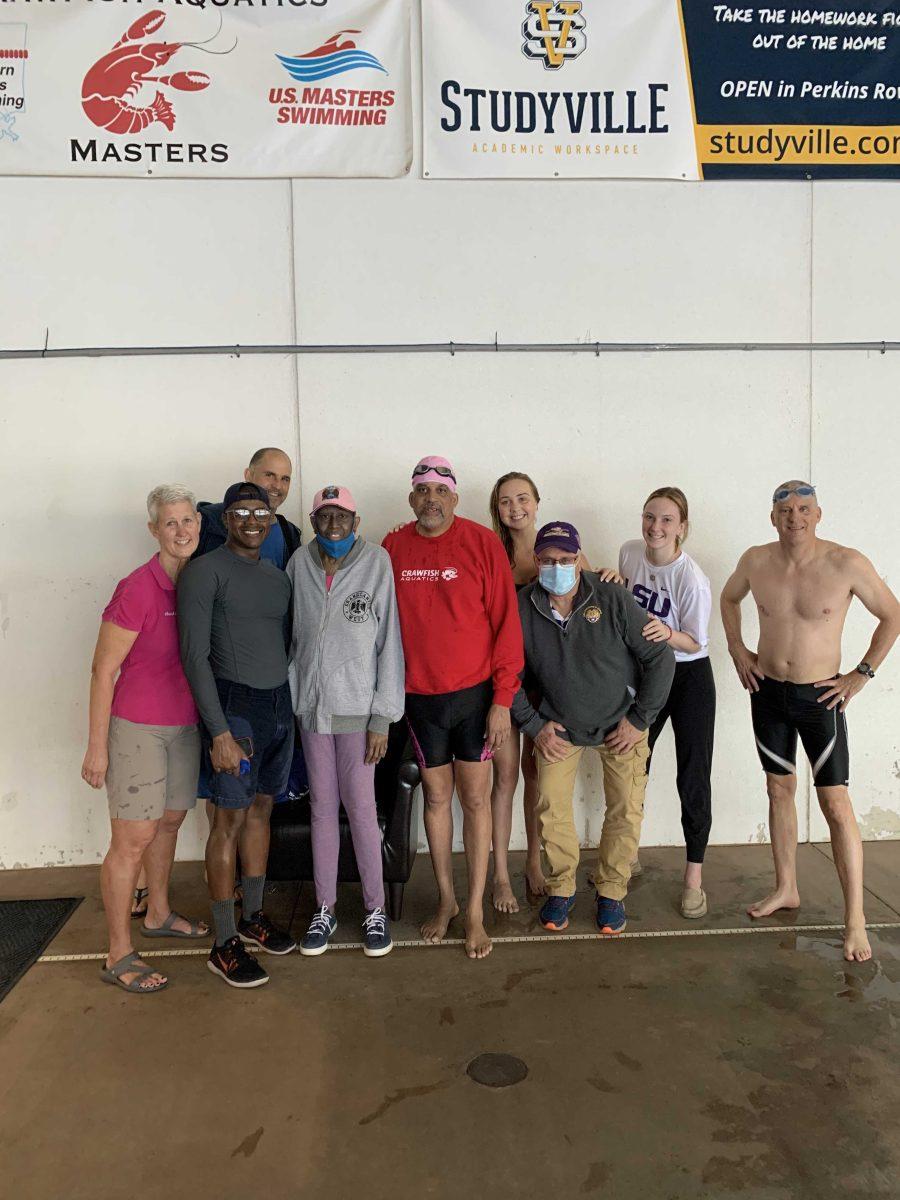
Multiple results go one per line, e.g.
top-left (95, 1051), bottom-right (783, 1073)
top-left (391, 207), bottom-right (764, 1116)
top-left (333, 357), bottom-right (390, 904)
top-left (681, 887), bottom-right (708, 919)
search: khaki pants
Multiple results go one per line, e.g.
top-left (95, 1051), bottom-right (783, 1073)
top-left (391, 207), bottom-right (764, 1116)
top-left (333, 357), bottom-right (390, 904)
top-left (536, 732), bottom-right (650, 901)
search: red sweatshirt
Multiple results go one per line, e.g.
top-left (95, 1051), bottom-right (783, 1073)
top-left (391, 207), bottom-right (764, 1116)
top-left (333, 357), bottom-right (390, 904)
top-left (383, 518), bottom-right (524, 706)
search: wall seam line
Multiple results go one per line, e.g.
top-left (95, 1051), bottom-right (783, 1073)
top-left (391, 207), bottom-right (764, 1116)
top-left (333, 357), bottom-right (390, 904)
top-left (806, 179), bottom-right (815, 843)
top-left (287, 179), bottom-right (302, 515)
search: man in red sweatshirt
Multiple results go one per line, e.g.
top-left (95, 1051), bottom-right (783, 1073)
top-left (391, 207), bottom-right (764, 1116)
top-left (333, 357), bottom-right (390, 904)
top-left (383, 456), bottom-right (524, 959)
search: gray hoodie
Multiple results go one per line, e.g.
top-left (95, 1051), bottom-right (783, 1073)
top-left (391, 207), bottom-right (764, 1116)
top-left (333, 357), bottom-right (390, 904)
top-left (285, 538), bottom-right (405, 735)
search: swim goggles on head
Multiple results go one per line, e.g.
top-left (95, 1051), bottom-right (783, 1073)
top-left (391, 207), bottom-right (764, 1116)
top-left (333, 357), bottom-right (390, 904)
top-left (772, 485), bottom-right (816, 503)
top-left (412, 463), bottom-right (457, 483)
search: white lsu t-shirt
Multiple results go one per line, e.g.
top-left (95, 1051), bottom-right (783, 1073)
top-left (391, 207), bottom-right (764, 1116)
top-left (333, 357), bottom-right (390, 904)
top-left (618, 540), bottom-right (712, 664)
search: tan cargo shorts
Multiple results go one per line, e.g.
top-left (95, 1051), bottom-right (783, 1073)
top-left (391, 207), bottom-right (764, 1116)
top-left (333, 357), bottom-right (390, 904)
top-left (106, 716), bottom-right (200, 821)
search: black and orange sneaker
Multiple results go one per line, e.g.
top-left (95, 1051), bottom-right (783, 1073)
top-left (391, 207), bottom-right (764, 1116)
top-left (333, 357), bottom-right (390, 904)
top-left (238, 910), bottom-right (297, 956)
top-left (207, 936), bottom-right (269, 989)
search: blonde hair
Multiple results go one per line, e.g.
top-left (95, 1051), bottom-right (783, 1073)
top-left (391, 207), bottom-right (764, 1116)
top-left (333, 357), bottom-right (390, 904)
top-left (643, 486), bottom-right (689, 546)
top-left (146, 484), bottom-right (197, 525)
top-left (489, 472), bottom-right (541, 564)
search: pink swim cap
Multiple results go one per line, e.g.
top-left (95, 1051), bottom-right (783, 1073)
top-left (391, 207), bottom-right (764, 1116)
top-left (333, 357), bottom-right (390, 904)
top-left (411, 455), bottom-right (457, 492)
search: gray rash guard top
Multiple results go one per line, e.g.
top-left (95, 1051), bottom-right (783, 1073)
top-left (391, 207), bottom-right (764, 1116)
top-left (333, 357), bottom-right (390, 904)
top-left (177, 545), bottom-right (292, 738)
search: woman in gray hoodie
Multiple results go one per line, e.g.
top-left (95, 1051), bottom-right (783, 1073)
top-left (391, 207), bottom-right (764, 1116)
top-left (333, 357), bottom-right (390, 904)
top-left (286, 485), bottom-right (405, 958)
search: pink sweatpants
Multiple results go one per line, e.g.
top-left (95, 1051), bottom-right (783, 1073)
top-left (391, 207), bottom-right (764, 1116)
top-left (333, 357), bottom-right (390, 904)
top-left (300, 729), bottom-right (385, 912)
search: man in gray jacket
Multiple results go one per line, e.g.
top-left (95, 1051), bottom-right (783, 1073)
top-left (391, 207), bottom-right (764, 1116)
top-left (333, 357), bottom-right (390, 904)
top-left (286, 485), bottom-right (405, 958)
top-left (511, 522), bottom-right (675, 936)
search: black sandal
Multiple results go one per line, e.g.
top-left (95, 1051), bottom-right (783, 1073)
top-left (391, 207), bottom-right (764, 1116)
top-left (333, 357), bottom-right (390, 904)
top-left (131, 886), bottom-right (149, 919)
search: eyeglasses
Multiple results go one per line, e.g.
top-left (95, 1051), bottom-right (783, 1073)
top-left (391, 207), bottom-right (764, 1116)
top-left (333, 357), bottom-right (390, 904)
top-left (772, 486), bottom-right (816, 503)
top-left (227, 507), bottom-right (271, 520)
top-left (537, 555), bottom-right (579, 567)
top-left (412, 463), bottom-right (456, 483)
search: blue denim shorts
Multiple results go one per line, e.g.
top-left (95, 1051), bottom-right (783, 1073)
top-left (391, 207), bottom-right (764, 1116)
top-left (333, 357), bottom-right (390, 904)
top-left (202, 680), bottom-right (294, 809)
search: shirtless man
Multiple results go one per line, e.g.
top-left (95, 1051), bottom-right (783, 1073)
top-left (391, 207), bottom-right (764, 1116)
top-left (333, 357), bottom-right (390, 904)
top-left (721, 481), bottom-right (900, 962)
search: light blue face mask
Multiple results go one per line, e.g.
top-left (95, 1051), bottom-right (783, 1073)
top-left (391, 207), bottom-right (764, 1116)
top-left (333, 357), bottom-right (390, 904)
top-left (316, 531), bottom-right (355, 559)
top-left (539, 562), bottom-right (577, 596)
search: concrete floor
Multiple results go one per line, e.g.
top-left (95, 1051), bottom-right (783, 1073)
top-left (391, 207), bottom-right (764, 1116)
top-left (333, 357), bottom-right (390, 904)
top-left (1, 844), bottom-right (899, 1199)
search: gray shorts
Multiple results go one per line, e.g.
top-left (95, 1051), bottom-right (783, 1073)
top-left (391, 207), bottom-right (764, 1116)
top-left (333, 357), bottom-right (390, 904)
top-left (106, 717), bottom-right (200, 821)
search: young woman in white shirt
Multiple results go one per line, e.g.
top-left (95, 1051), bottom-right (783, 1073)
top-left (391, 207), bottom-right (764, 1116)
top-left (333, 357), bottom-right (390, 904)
top-left (618, 487), bottom-right (715, 919)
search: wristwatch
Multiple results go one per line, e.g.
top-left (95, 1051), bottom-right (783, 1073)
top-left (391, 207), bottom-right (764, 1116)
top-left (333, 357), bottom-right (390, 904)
top-left (856, 662), bottom-right (876, 679)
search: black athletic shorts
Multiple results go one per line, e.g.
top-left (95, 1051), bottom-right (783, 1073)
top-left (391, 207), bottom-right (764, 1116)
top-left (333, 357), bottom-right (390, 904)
top-left (750, 676), bottom-right (849, 788)
top-left (405, 679), bottom-right (494, 769)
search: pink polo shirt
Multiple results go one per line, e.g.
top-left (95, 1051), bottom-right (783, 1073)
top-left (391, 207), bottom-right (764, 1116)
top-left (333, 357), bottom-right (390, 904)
top-left (102, 555), bottom-right (198, 727)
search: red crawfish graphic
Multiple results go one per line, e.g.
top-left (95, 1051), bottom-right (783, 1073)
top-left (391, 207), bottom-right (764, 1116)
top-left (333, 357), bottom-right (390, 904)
top-left (81, 13), bottom-right (235, 135)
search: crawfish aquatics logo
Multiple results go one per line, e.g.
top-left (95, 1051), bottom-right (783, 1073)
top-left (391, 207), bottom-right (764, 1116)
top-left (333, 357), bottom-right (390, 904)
top-left (81, 13), bottom-right (235, 135)
top-left (521, 1), bottom-right (587, 71)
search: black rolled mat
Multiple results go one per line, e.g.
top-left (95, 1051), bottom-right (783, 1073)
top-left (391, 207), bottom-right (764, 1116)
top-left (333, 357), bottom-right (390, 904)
top-left (0, 898), bottom-right (83, 1003)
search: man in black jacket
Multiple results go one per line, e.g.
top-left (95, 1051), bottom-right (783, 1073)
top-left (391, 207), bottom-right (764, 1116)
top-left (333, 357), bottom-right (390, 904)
top-left (194, 447), bottom-right (300, 568)
top-left (511, 522), bottom-right (675, 937)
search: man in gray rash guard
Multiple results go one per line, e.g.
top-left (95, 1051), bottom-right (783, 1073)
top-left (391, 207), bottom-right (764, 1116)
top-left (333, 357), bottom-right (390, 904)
top-left (178, 481), bottom-right (296, 988)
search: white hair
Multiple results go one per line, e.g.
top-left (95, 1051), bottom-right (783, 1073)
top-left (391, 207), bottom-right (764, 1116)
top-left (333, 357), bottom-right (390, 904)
top-left (146, 484), bottom-right (198, 525)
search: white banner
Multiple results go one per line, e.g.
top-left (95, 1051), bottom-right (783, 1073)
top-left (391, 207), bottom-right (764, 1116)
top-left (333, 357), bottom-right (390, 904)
top-left (422, 0), bottom-right (699, 180)
top-left (0, 0), bottom-right (411, 177)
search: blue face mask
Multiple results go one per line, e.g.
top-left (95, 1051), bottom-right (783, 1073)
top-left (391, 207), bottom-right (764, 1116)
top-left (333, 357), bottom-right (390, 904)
top-left (539, 563), bottom-right (577, 596)
top-left (316, 532), bottom-right (356, 559)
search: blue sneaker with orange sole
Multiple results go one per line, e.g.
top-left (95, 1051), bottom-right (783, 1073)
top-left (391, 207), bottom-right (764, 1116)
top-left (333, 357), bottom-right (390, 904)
top-left (596, 895), bottom-right (626, 935)
top-left (540, 894), bottom-right (576, 931)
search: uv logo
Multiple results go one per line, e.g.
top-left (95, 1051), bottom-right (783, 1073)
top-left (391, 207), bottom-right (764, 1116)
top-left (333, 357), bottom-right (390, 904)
top-left (632, 584), bottom-right (672, 621)
top-left (521, 1), bottom-right (587, 71)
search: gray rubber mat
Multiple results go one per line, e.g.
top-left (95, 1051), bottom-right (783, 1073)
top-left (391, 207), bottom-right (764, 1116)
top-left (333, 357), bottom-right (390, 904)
top-left (0, 898), bottom-right (83, 1003)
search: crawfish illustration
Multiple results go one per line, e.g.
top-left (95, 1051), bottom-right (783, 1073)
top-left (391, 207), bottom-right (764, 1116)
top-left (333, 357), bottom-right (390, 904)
top-left (81, 13), bottom-right (233, 135)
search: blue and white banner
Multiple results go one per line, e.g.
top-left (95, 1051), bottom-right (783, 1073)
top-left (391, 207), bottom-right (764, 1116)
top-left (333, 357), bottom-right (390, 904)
top-left (423, 0), bottom-right (900, 180)
top-left (0, 0), bottom-right (411, 178)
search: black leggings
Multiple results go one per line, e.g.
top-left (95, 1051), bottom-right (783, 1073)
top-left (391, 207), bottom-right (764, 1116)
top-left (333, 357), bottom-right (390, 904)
top-left (647, 656), bottom-right (716, 863)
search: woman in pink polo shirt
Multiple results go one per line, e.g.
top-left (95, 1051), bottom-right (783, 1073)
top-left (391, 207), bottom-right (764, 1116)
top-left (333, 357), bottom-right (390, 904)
top-left (81, 485), bottom-right (208, 994)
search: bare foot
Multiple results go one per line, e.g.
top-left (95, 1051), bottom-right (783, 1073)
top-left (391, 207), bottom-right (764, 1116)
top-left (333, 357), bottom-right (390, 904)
top-left (465, 917), bottom-right (493, 960)
top-left (525, 863), bottom-right (547, 901)
top-left (747, 888), bottom-right (801, 918)
top-left (843, 922), bottom-right (872, 963)
top-left (492, 879), bottom-right (519, 914)
top-left (421, 901), bottom-right (459, 943)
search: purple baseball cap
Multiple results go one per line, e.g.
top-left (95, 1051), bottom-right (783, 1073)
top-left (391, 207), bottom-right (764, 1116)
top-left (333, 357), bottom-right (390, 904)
top-left (534, 521), bottom-right (581, 555)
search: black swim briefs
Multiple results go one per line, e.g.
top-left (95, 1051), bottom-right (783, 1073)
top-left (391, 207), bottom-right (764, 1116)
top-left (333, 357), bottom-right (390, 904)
top-left (750, 676), bottom-right (849, 788)
top-left (405, 679), bottom-right (494, 769)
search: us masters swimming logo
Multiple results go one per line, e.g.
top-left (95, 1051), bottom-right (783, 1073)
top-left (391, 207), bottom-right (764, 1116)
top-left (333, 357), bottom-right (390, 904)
top-left (276, 31), bottom-right (387, 85)
top-left (270, 28), bottom-right (395, 128)
top-left (521, 1), bottom-right (587, 71)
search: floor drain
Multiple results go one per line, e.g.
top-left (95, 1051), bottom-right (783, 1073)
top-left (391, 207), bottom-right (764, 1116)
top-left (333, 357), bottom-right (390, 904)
top-left (466, 1053), bottom-right (528, 1088)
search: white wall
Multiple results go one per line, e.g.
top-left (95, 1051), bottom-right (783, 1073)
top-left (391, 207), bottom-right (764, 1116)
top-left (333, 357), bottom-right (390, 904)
top-left (1, 105), bottom-right (898, 868)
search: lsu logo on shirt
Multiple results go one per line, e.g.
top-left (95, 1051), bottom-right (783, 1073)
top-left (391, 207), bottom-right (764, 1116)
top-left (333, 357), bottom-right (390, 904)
top-left (521, 1), bottom-right (587, 71)
top-left (631, 584), bottom-right (671, 620)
